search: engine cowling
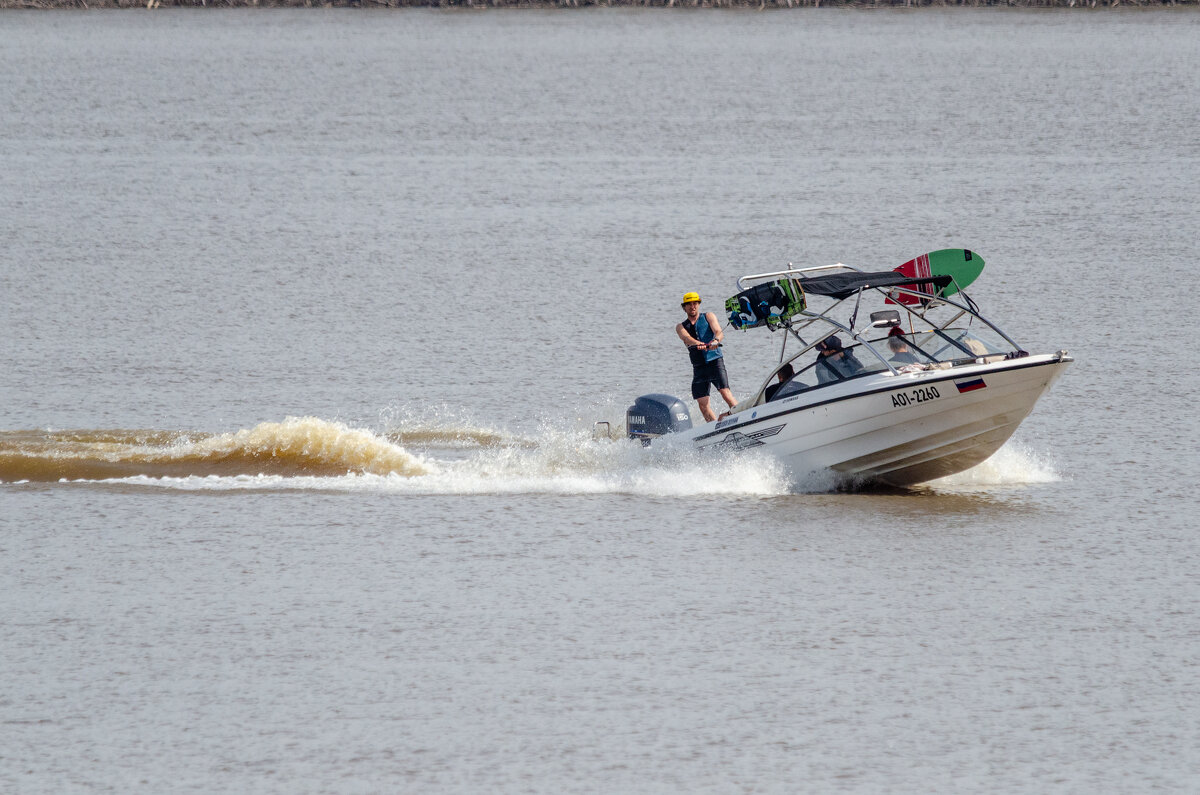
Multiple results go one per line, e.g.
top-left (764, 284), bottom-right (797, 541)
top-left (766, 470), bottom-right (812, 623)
top-left (626, 394), bottom-right (692, 441)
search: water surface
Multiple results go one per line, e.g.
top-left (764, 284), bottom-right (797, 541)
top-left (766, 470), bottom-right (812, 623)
top-left (2, 9), bottom-right (1198, 791)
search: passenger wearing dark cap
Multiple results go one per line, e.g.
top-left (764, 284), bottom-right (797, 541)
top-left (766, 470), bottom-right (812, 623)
top-left (815, 335), bottom-right (864, 384)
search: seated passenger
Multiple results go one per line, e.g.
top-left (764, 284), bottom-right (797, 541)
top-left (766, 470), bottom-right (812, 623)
top-left (815, 335), bottom-right (864, 383)
top-left (763, 363), bottom-right (795, 401)
top-left (887, 327), bottom-right (921, 365)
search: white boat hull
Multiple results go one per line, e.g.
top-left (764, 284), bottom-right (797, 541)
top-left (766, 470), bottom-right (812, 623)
top-left (682, 353), bottom-right (1071, 487)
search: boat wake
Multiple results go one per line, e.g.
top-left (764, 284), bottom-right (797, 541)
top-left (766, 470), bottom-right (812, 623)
top-left (0, 418), bottom-right (430, 483)
top-left (0, 414), bottom-right (1057, 495)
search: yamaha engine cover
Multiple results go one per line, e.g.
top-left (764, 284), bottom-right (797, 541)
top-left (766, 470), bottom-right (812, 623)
top-left (626, 394), bottom-right (692, 441)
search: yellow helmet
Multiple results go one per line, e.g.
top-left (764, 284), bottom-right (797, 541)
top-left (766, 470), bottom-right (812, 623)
top-left (681, 291), bottom-right (701, 306)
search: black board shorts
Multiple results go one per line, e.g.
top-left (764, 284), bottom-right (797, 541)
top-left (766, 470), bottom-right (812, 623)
top-left (691, 358), bottom-right (730, 399)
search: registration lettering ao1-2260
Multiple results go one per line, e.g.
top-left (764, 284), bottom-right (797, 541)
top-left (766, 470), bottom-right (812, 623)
top-left (891, 385), bottom-right (941, 408)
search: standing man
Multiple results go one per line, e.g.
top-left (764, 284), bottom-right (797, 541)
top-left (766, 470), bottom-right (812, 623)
top-left (676, 291), bottom-right (737, 422)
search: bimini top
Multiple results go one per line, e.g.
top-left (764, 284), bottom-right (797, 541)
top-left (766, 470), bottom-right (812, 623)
top-left (798, 271), bottom-right (952, 300)
top-left (726, 267), bottom-right (958, 331)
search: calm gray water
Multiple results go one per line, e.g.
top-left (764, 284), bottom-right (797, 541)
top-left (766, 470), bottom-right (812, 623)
top-left (2, 8), bottom-right (1199, 792)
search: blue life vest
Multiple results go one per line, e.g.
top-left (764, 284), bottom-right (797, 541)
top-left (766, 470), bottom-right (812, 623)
top-left (684, 313), bottom-right (723, 366)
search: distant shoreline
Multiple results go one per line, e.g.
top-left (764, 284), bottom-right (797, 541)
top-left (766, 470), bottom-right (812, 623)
top-left (3, 0), bottom-right (1195, 8)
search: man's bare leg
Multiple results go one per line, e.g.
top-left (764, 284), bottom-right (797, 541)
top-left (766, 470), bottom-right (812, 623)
top-left (718, 387), bottom-right (737, 412)
top-left (697, 396), bottom-right (717, 423)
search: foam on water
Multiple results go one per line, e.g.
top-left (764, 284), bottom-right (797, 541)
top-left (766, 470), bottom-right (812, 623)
top-left (411, 425), bottom-right (790, 497)
top-left (927, 441), bottom-right (1061, 490)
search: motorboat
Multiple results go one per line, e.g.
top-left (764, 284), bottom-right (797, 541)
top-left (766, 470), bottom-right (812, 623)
top-left (625, 253), bottom-right (1072, 487)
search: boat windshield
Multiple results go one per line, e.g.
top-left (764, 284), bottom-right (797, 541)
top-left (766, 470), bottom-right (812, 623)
top-left (906, 326), bottom-right (1015, 361)
top-left (765, 326), bottom-right (1018, 403)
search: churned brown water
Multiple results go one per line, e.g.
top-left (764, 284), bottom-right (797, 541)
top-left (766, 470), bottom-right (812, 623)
top-left (2, 9), bottom-right (1198, 792)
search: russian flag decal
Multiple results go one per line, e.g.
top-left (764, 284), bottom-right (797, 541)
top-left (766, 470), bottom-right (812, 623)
top-left (955, 377), bottom-right (987, 393)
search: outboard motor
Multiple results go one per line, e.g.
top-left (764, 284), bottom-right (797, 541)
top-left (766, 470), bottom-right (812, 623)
top-left (626, 394), bottom-right (692, 443)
